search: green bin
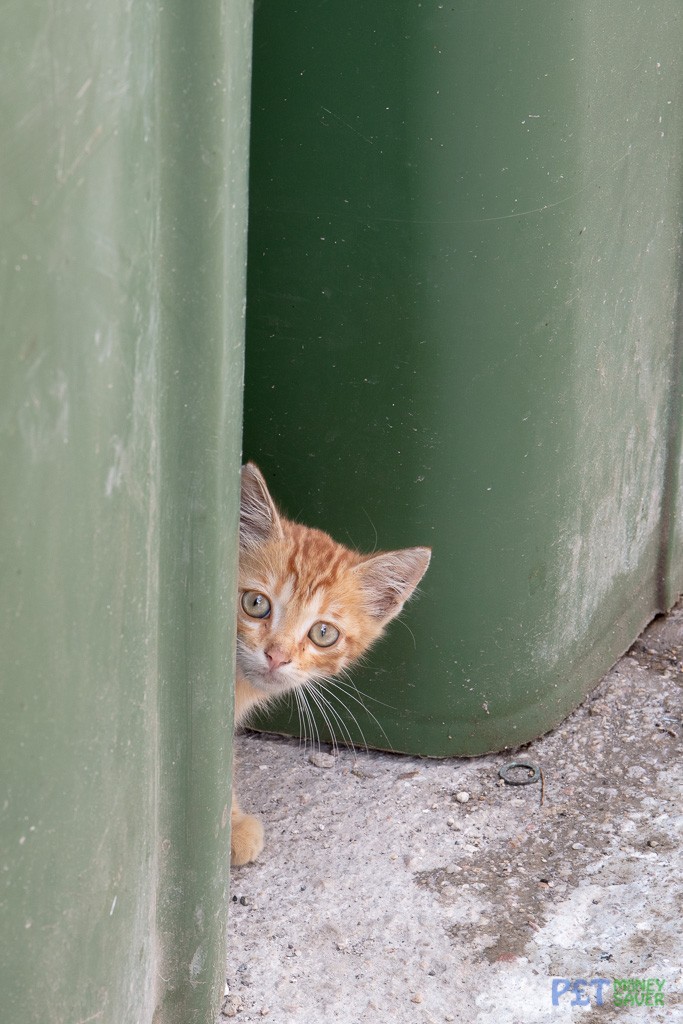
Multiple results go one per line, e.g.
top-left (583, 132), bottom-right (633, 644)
top-left (244, 1), bottom-right (683, 755)
top-left (0, 2), bottom-right (252, 1022)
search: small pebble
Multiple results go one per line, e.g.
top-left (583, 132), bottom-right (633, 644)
top-left (455, 791), bottom-right (470, 803)
top-left (411, 992), bottom-right (424, 1004)
top-left (240, 896), bottom-right (249, 906)
top-left (221, 995), bottom-right (243, 1018)
top-left (309, 751), bottom-right (336, 769)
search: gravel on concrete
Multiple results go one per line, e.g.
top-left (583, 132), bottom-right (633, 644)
top-left (220, 603), bottom-right (683, 1024)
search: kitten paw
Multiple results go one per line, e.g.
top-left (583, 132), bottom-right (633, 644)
top-left (231, 813), bottom-right (264, 866)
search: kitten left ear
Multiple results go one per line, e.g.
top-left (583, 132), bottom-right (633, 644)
top-left (239, 462), bottom-right (284, 549)
top-left (353, 547), bottom-right (431, 623)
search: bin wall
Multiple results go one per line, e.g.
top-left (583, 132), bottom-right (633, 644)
top-left (244, 1), bottom-right (683, 754)
top-left (0, 2), bottom-right (251, 1022)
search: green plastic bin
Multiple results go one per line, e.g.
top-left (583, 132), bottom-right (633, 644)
top-left (244, 1), bottom-right (683, 755)
top-left (0, 2), bottom-right (252, 1022)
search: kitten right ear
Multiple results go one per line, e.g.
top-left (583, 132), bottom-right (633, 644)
top-left (353, 546), bottom-right (431, 624)
top-left (239, 462), bottom-right (284, 549)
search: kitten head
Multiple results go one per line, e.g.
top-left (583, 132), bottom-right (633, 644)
top-left (236, 462), bottom-right (431, 698)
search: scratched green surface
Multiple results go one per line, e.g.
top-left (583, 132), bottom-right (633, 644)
top-left (244, 0), bottom-right (683, 755)
top-left (0, 2), bottom-right (251, 1022)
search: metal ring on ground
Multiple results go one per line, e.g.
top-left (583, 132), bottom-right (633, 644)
top-left (498, 759), bottom-right (541, 785)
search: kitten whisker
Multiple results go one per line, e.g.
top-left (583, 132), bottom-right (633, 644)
top-left (304, 683), bottom-right (348, 754)
top-left (292, 688), bottom-right (308, 751)
top-left (326, 677), bottom-right (387, 718)
top-left (297, 687), bottom-right (322, 752)
top-left (344, 531), bottom-right (362, 555)
top-left (305, 692), bottom-right (339, 753)
top-left (323, 679), bottom-right (394, 752)
top-left (310, 680), bottom-right (371, 755)
top-left (305, 682), bottom-right (360, 754)
top-left (286, 689), bottom-right (300, 733)
top-left (334, 667), bottom-right (397, 711)
top-left (361, 505), bottom-right (379, 554)
top-left (293, 689), bottom-right (306, 748)
top-left (395, 614), bottom-right (418, 651)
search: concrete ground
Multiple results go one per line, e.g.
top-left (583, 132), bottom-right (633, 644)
top-left (220, 603), bottom-right (682, 1024)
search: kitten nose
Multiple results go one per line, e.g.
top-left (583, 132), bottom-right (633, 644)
top-left (265, 646), bottom-right (291, 671)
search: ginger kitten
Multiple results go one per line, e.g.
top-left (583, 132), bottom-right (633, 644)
top-left (231, 463), bottom-right (431, 865)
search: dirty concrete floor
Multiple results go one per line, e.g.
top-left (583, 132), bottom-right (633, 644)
top-left (220, 604), bottom-right (682, 1024)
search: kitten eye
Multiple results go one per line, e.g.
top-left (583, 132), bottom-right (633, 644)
top-left (308, 621), bottom-right (340, 648)
top-left (241, 591), bottom-right (271, 619)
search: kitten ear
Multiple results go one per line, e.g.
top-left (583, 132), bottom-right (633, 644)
top-left (239, 462), bottom-right (284, 549)
top-left (353, 546), bottom-right (431, 623)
